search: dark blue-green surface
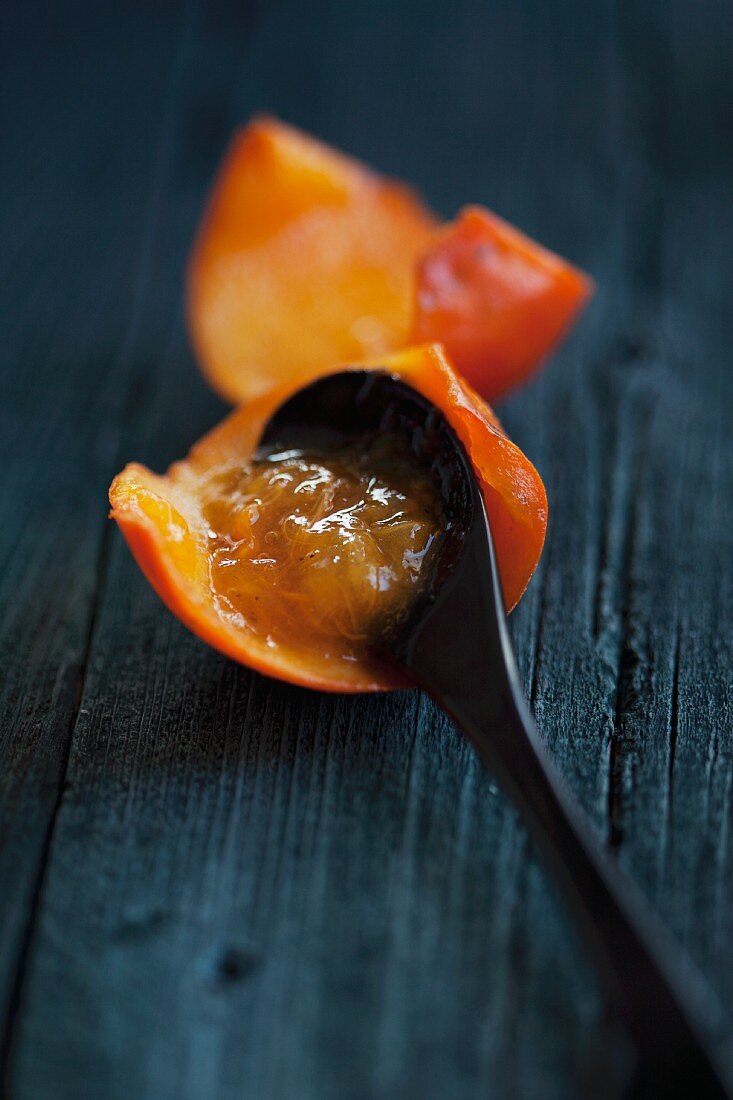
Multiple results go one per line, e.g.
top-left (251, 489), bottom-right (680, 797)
top-left (1, 2), bottom-right (733, 1097)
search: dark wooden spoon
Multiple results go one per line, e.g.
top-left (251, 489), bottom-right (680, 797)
top-left (260, 370), bottom-right (729, 1096)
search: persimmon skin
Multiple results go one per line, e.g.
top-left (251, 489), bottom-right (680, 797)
top-left (414, 206), bottom-right (594, 400)
top-left (188, 119), bottom-right (592, 407)
top-left (109, 344), bottom-right (548, 694)
top-left (187, 117), bottom-right (437, 404)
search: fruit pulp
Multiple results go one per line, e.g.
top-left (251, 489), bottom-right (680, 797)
top-left (203, 433), bottom-right (441, 668)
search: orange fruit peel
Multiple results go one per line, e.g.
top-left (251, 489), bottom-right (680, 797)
top-left (188, 117), bottom-right (592, 405)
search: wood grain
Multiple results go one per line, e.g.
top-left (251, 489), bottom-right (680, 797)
top-left (1, 1), bottom-right (732, 1097)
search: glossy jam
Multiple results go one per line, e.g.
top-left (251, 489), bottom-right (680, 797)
top-left (204, 434), bottom-right (440, 666)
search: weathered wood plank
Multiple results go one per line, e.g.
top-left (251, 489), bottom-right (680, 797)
top-left (2, 0), bottom-right (733, 1097)
top-left (0, 0), bottom-right (228, 1078)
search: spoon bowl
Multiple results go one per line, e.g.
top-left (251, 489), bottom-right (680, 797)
top-left (259, 370), bottom-right (475, 650)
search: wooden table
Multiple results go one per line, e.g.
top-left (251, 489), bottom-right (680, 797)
top-left (2, 2), bottom-right (732, 1096)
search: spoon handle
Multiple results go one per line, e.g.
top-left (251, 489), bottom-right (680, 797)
top-left (402, 510), bottom-right (728, 1094)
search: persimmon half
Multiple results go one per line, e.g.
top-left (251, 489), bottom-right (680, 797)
top-left (188, 116), bottom-right (592, 405)
top-left (109, 345), bottom-right (547, 693)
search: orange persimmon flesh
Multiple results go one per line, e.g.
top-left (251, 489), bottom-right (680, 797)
top-left (414, 206), bottom-right (594, 400)
top-left (205, 432), bottom-right (441, 671)
top-left (110, 345), bottom-right (547, 693)
top-left (188, 117), bottom-right (591, 405)
top-left (188, 116), bottom-right (437, 403)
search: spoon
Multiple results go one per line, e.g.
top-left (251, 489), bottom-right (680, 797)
top-left (260, 369), bottom-right (729, 1095)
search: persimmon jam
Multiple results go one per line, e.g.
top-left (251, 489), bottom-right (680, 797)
top-left (202, 433), bottom-right (441, 667)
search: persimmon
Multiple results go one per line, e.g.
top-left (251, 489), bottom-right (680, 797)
top-left (188, 117), bottom-right (436, 403)
top-left (414, 206), bottom-right (593, 399)
top-left (188, 117), bottom-right (591, 405)
top-left (110, 345), bottom-right (547, 693)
